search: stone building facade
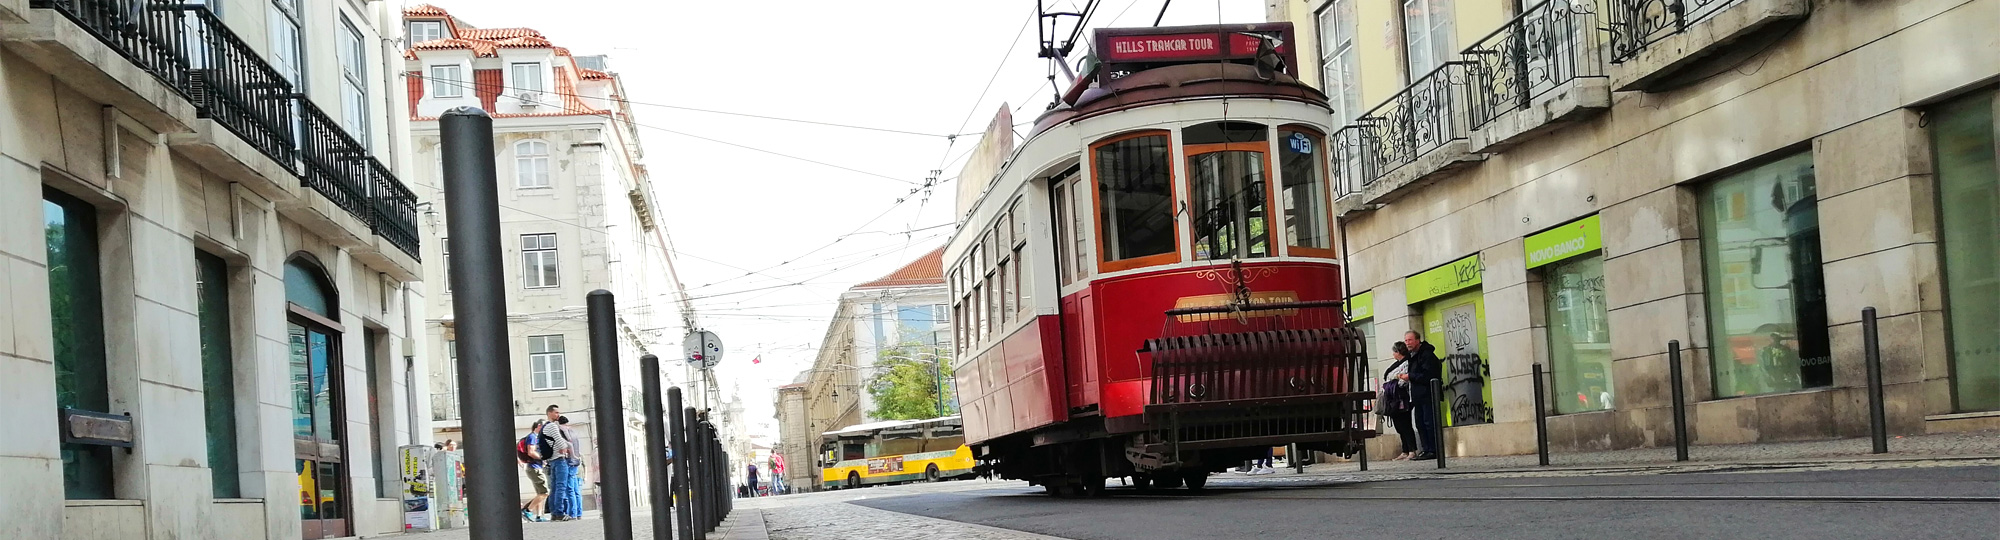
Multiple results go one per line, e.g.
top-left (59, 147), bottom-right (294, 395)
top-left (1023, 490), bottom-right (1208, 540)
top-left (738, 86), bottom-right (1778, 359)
top-left (1264, 0), bottom-right (2000, 457)
top-left (401, 4), bottom-right (676, 513)
top-left (0, 0), bottom-right (426, 538)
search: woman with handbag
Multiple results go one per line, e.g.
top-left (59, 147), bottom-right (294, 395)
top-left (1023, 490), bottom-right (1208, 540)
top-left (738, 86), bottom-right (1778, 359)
top-left (1380, 342), bottom-right (1419, 460)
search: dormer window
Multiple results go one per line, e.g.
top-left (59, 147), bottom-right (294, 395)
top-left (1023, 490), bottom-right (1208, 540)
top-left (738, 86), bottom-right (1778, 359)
top-left (429, 65), bottom-right (463, 98)
top-left (409, 21), bottom-right (444, 44)
top-left (511, 62), bottom-right (544, 93)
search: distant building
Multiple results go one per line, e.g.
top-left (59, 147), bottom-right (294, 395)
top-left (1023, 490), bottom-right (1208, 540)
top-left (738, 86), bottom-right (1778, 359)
top-left (772, 381), bottom-right (813, 491)
top-left (795, 247), bottom-right (951, 487)
top-left (401, 3), bottom-right (677, 513)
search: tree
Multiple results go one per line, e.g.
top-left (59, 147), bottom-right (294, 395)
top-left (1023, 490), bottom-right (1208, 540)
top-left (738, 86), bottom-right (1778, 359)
top-left (865, 343), bottom-right (956, 421)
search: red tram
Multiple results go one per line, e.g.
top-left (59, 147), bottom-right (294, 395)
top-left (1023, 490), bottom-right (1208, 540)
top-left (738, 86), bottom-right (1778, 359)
top-left (945, 22), bottom-right (1375, 496)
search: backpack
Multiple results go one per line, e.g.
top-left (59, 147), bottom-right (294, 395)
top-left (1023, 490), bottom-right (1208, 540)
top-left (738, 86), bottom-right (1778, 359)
top-left (517, 434), bottom-right (541, 464)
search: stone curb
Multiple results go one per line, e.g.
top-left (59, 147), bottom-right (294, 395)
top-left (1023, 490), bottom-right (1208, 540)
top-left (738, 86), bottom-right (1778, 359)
top-left (714, 509), bottom-right (771, 540)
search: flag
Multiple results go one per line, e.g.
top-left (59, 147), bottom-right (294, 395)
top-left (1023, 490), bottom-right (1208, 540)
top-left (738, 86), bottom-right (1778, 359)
top-left (752, 355), bottom-right (761, 365)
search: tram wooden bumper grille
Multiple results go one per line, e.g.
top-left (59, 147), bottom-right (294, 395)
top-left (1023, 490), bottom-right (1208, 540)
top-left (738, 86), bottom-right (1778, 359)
top-left (1140, 301), bottom-right (1376, 452)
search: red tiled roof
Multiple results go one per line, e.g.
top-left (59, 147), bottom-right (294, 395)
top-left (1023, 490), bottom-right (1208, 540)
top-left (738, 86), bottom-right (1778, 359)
top-left (853, 246), bottom-right (946, 290)
top-left (580, 68), bottom-right (611, 80)
top-left (410, 38), bottom-right (494, 57)
top-left (404, 4), bottom-right (448, 16)
top-left (459, 27), bottom-right (543, 40)
top-left (493, 35), bottom-right (553, 49)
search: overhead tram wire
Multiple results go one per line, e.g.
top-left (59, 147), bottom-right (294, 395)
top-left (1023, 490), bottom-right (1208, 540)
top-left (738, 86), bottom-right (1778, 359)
top-left (414, 75), bottom-right (922, 186)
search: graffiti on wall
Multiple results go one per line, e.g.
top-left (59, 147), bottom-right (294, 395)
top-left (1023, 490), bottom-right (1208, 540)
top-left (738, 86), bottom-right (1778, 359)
top-left (1441, 304), bottom-right (1492, 425)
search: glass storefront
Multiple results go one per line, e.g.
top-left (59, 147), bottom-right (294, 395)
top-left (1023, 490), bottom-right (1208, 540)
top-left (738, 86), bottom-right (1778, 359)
top-left (1420, 288), bottom-right (1491, 425)
top-left (1699, 152), bottom-right (1831, 398)
top-left (1544, 255), bottom-right (1613, 413)
top-left (1933, 90), bottom-right (2000, 412)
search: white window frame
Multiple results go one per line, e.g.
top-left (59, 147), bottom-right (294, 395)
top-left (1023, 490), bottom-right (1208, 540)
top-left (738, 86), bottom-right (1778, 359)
top-left (515, 140), bottom-right (551, 188)
top-left (511, 62), bottom-right (545, 93)
top-left (267, 0), bottom-right (303, 87)
top-left (1318, 0), bottom-right (1361, 126)
top-left (408, 20), bottom-right (444, 44)
top-left (429, 65), bottom-right (464, 98)
top-left (337, 15), bottom-right (369, 145)
top-left (529, 335), bottom-right (567, 391)
top-left (1402, 0), bottom-right (1456, 80)
top-left (521, 233), bottom-right (560, 289)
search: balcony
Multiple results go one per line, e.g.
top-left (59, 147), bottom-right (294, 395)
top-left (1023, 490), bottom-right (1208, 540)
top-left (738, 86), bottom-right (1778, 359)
top-left (432, 392), bottom-right (459, 422)
top-left (1333, 62), bottom-right (1486, 210)
top-left (1463, 0), bottom-right (1610, 152)
top-left (1605, 0), bottom-right (1810, 92)
top-left (5, 0), bottom-right (420, 263)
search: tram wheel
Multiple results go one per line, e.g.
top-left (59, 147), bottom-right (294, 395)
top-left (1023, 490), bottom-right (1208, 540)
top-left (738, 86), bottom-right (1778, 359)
top-left (1182, 470), bottom-right (1209, 491)
top-left (1131, 475), bottom-right (1153, 489)
top-left (1082, 475), bottom-right (1107, 497)
top-left (926, 464), bottom-right (941, 482)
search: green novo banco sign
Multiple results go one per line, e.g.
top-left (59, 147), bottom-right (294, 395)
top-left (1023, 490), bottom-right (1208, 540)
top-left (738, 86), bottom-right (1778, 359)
top-left (1406, 254), bottom-right (1483, 304)
top-left (1347, 290), bottom-right (1374, 322)
top-left (1525, 214), bottom-right (1603, 269)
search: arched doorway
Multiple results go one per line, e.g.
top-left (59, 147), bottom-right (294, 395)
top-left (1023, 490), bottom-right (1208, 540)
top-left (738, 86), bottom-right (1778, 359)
top-left (286, 255), bottom-right (348, 539)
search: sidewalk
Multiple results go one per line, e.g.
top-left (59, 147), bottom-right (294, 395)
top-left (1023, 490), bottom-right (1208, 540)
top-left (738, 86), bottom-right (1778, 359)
top-left (1302, 429), bottom-right (2000, 478)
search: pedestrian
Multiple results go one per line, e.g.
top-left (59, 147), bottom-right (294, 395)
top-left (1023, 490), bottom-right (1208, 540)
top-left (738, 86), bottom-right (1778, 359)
top-left (541, 405), bottom-right (585, 521)
top-left (519, 420), bottom-right (550, 522)
top-left (746, 463), bottom-right (760, 497)
top-left (1401, 331), bottom-right (1443, 460)
top-left (1381, 342), bottom-right (1419, 460)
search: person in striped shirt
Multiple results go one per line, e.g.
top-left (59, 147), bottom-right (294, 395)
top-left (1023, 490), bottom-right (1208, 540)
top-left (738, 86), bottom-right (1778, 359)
top-left (542, 404), bottom-right (584, 520)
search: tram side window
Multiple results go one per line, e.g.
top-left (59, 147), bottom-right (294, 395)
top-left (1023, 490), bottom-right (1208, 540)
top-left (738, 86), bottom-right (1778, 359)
top-left (1279, 127), bottom-right (1336, 255)
top-left (1093, 133), bottom-right (1178, 269)
top-left (1054, 183), bottom-right (1072, 284)
top-left (1053, 175), bottom-right (1092, 285)
top-left (1011, 198), bottom-right (1030, 318)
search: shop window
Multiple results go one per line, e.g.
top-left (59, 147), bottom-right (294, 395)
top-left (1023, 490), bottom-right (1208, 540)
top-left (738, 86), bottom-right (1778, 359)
top-left (46, 188), bottom-right (113, 499)
top-left (1544, 255), bottom-right (1613, 413)
top-left (285, 256), bottom-right (347, 537)
top-left (1186, 122), bottom-right (1272, 260)
top-left (196, 250), bottom-right (241, 498)
top-left (1092, 132), bottom-right (1178, 270)
top-left (1932, 90), bottom-right (2000, 412)
top-left (1699, 152), bottom-right (1830, 398)
top-left (1279, 128), bottom-right (1335, 255)
top-left (1419, 289), bottom-right (1491, 425)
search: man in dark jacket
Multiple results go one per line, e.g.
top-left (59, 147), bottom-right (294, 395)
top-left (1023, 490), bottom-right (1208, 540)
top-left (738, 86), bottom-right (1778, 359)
top-left (1401, 331), bottom-right (1444, 460)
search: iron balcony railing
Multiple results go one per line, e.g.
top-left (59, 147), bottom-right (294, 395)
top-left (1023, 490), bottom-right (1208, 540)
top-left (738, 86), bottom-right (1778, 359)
top-left (1346, 62), bottom-right (1474, 188)
top-left (1329, 125), bottom-right (1375, 197)
top-left (175, 5), bottom-right (296, 170)
top-left (30, 0), bottom-right (190, 95)
top-left (29, 2), bottom-right (421, 261)
top-left (1607, 0), bottom-right (1742, 63)
top-left (367, 157), bottom-right (421, 257)
top-left (1464, 0), bottom-right (1604, 129)
top-left (431, 393), bottom-right (459, 422)
top-left (295, 97), bottom-right (372, 228)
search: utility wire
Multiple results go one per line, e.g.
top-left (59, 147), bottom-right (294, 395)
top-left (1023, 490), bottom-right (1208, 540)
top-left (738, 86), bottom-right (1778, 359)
top-left (411, 74), bottom-right (922, 186)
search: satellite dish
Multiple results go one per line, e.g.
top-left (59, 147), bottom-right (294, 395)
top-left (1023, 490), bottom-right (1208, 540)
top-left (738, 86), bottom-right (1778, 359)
top-left (684, 330), bottom-right (724, 369)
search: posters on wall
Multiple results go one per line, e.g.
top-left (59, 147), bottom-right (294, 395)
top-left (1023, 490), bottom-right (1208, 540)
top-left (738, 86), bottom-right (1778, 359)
top-left (1407, 255), bottom-right (1493, 426)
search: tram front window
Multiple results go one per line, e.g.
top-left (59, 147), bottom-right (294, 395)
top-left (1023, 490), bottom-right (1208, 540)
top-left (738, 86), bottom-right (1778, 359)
top-left (1188, 151), bottom-right (1271, 259)
top-left (1279, 128), bottom-right (1335, 255)
top-left (1092, 132), bottom-right (1178, 270)
top-left (1184, 121), bottom-right (1273, 260)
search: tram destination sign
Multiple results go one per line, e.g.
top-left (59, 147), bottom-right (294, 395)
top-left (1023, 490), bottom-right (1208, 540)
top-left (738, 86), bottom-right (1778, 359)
top-left (1093, 23), bottom-right (1297, 82)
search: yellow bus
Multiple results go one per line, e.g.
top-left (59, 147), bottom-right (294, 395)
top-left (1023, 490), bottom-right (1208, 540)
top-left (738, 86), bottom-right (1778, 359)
top-left (820, 416), bottom-right (976, 490)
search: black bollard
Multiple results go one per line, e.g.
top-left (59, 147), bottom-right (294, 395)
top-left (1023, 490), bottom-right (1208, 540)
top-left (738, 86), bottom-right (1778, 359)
top-left (1432, 378), bottom-right (1446, 470)
top-left (1533, 363), bottom-right (1550, 467)
top-left (1863, 307), bottom-right (1888, 454)
top-left (641, 356), bottom-right (672, 540)
top-left (586, 291), bottom-right (634, 540)
top-left (687, 409), bottom-right (707, 540)
top-left (669, 393), bottom-right (694, 540)
top-left (440, 107), bottom-right (523, 540)
top-left (1668, 340), bottom-right (1690, 462)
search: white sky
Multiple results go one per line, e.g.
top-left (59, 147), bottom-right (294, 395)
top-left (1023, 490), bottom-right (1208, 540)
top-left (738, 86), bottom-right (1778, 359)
top-left (420, 0), bottom-right (1267, 439)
